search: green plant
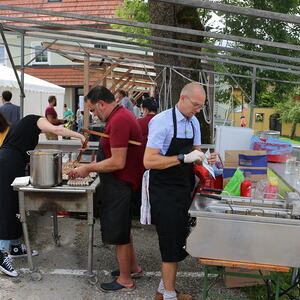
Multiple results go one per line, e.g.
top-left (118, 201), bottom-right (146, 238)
top-left (112, 0), bottom-right (150, 43)
top-left (275, 100), bottom-right (300, 139)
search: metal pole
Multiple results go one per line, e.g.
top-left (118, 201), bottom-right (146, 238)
top-left (20, 32), bottom-right (24, 117)
top-left (0, 24), bottom-right (25, 98)
top-left (249, 67), bottom-right (257, 128)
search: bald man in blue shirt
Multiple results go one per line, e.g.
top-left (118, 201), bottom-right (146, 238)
top-left (144, 82), bottom-right (217, 300)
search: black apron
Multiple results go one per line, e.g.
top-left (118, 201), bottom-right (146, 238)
top-left (96, 140), bottom-right (132, 245)
top-left (149, 107), bottom-right (195, 262)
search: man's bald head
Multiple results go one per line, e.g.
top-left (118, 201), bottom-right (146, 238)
top-left (177, 82), bottom-right (206, 118)
top-left (180, 82), bottom-right (206, 99)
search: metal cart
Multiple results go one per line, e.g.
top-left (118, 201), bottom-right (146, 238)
top-left (14, 177), bottom-right (99, 283)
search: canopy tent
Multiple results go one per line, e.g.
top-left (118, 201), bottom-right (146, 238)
top-left (0, 65), bottom-right (65, 117)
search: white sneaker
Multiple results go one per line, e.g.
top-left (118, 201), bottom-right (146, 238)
top-left (0, 252), bottom-right (18, 277)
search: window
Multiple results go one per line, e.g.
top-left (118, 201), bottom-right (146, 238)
top-left (255, 113), bottom-right (264, 123)
top-left (48, 0), bottom-right (62, 2)
top-left (31, 42), bottom-right (50, 65)
top-left (0, 46), bottom-right (6, 65)
top-left (94, 43), bottom-right (108, 50)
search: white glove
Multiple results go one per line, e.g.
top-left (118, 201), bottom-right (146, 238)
top-left (184, 150), bottom-right (205, 163)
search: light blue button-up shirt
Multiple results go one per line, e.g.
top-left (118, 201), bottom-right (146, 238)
top-left (146, 107), bottom-right (201, 155)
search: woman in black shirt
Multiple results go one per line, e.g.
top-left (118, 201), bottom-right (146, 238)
top-left (0, 115), bottom-right (87, 277)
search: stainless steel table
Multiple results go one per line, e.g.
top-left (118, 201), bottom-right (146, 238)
top-left (14, 177), bottom-right (99, 282)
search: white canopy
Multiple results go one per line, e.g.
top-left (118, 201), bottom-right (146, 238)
top-left (0, 65), bottom-right (64, 94)
top-left (0, 65), bottom-right (65, 117)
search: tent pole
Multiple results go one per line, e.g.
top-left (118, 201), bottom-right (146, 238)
top-left (20, 32), bottom-right (25, 117)
top-left (0, 24), bottom-right (25, 99)
top-left (249, 67), bottom-right (257, 128)
top-left (83, 54), bottom-right (90, 129)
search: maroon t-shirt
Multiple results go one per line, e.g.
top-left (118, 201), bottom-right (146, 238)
top-left (137, 114), bottom-right (155, 150)
top-left (101, 106), bottom-right (144, 191)
top-left (45, 106), bottom-right (57, 119)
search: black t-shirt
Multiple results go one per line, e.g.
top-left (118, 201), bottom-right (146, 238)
top-left (3, 114), bottom-right (41, 158)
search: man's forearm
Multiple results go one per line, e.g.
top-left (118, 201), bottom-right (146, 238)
top-left (85, 158), bottom-right (124, 173)
top-left (144, 154), bottom-right (180, 170)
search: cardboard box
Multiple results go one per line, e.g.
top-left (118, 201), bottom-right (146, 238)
top-left (223, 150), bottom-right (267, 186)
top-left (223, 267), bottom-right (269, 288)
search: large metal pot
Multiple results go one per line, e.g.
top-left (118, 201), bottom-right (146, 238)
top-left (27, 149), bottom-right (63, 188)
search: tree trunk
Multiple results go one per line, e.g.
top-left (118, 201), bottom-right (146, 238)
top-left (149, 1), bottom-right (212, 143)
top-left (290, 122), bottom-right (297, 140)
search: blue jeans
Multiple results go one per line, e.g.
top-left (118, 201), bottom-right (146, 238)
top-left (0, 239), bottom-right (21, 251)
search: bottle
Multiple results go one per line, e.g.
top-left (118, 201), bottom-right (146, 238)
top-left (285, 157), bottom-right (296, 175)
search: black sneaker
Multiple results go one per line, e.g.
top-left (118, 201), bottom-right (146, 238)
top-left (10, 244), bottom-right (39, 258)
top-left (0, 252), bottom-right (18, 277)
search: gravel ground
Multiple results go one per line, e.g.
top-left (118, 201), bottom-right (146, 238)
top-left (0, 212), bottom-right (248, 300)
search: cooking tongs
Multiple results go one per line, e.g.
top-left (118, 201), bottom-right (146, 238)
top-left (73, 135), bottom-right (89, 164)
top-left (197, 189), bottom-right (234, 212)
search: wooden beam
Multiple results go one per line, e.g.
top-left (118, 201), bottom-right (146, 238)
top-left (122, 80), bottom-right (134, 92)
top-left (111, 67), bottom-right (133, 93)
top-left (43, 42), bottom-right (153, 63)
top-left (116, 78), bottom-right (131, 92)
top-left (133, 91), bottom-right (144, 102)
top-left (125, 83), bottom-right (135, 93)
top-left (91, 64), bottom-right (116, 88)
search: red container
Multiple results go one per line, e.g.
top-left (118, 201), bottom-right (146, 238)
top-left (241, 181), bottom-right (252, 197)
top-left (267, 153), bottom-right (291, 163)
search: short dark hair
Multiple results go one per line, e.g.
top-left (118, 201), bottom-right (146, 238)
top-left (86, 86), bottom-right (115, 104)
top-left (142, 97), bottom-right (157, 113)
top-left (48, 95), bottom-right (56, 103)
top-left (64, 104), bottom-right (67, 108)
top-left (2, 90), bottom-right (12, 102)
top-left (0, 112), bottom-right (9, 132)
top-left (117, 89), bottom-right (127, 97)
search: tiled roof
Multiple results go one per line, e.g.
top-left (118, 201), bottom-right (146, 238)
top-left (0, 0), bottom-right (123, 26)
top-left (24, 67), bottom-right (104, 87)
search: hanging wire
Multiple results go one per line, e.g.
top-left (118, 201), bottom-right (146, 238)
top-left (142, 64), bottom-right (156, 84)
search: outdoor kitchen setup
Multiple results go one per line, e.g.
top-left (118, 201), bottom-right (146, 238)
top-left (13, 148), bottom-right (99, 283)
top-left (186, 191), bottom-right (300, 268)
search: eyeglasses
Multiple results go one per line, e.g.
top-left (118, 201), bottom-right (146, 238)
top-left (186, 96), bottom-right (205, 110)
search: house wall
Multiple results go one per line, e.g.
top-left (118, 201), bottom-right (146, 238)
top-left (228, 107), bottom-right (300, 137)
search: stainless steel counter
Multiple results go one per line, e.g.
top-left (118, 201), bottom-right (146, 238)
top-left (186, 193), bottom-right (300, 267)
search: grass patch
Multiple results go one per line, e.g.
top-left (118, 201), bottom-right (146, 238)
top-left (279, 136), bottom-right (300, 144)
top-left (243, 271), bottom-right (299, 299)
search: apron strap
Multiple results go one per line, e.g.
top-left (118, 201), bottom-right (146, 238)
top-left (172, 106), bottom-right (195, 140)
top-left (172, 107), bottom-right (177, 138)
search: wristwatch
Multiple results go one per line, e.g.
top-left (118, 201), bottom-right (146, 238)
top-left (177, 153), bottom-right (185, 164)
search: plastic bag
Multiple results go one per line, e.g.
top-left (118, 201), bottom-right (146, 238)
top-left (194, 164), bottom-right (223, 192)
top-left (222, 168), bottom-right (245, 196)
top-left (251, 136), bottom-right (292, 154)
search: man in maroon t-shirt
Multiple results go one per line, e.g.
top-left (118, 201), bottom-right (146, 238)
top-left (45, 95), bottom-right (65, 140)
top-left (69, 86), bottom-right (144, 293)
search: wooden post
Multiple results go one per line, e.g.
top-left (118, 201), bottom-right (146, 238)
top-left (84, 55), bottom-right (90, 129)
